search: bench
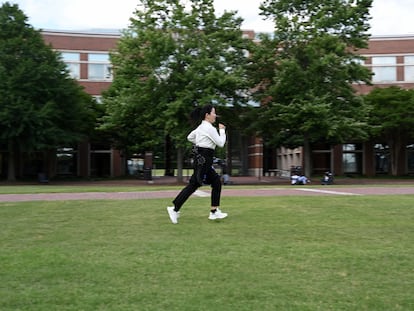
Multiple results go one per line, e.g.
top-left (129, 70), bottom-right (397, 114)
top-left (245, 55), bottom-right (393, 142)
top-left (267, 169), bottom-right (291, 178)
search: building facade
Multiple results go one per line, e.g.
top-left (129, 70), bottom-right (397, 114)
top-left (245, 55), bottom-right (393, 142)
top-left (271, 35), bottom-right (414, 177)
top-left (47, 31), bottom-right (414, 178)
top-left (4, 30), bottom-right (413, 179)
top-left (42, 30), bottom-right (125, 178)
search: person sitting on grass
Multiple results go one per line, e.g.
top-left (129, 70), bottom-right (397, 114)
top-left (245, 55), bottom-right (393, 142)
top-left (291, 174), bottom-right (309, 185)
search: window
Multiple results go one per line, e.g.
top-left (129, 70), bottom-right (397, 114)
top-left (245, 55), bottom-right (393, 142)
top-left (404, 56), bottom-right (414, 82)
top-left (371, 56), bottom-right (396, 82)
top-left (342, 144), bottom-right (362, 174)
top-left (92, 96), bottom-right (103, 104)
top-left (61, 52), bottom-right (80, 79)
top-left (56, 147), bottom-right (77, 175)
top-left (407, 144), bottom-right (414, 173)
top-left (374, 144), bottom-right (389, 174)
top-left (88, 53), bottom-right (112, 80)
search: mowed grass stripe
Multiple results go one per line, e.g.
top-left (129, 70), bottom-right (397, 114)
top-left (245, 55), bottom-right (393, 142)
top-left (1, 195), bottom-right (413, 310)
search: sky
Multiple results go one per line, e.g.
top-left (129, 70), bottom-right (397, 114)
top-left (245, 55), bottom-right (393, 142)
top-left (3, 0), bottom-right (414, 36)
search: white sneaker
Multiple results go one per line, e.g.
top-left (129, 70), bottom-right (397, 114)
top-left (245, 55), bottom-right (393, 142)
top-left (208, 208), bottom-right (228, 220)
top-left (167, 206), bottom-right (179, 224)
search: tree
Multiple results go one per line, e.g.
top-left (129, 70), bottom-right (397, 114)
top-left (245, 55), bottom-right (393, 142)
top-left (0, 2), bottom-right (98, 181)
top-left (364, 86), bottom-right (414, 176)
top-left (249, 0), bottom-right (373, 176)
top-left (101, 0), bottom-right (253, 180)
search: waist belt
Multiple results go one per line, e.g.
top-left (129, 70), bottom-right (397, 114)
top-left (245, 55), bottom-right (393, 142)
top-left (196, 146), bottom-right (214, 157)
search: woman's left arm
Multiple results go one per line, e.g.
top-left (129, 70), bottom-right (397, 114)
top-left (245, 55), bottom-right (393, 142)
top-left (207, 125), bottom-right (226, 148)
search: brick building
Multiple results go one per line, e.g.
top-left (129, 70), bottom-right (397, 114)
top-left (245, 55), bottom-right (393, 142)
top-left (309, 35), bottom-right (414, 177)
top-left (4, 30), bottom-right (412, 179)
top-left (241, 34), bottom-right (414, 178)
top-left (42, 30), bottom-right (124, 178)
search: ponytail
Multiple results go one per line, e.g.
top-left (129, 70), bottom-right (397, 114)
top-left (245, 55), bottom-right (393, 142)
top-left (190, 107), bottom-right (202, 124)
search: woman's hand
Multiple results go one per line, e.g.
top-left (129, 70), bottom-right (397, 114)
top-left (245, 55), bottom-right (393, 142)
top-left (219, 123), bottom-right (226, 130)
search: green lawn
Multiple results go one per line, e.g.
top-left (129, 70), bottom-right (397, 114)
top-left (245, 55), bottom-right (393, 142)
top-left (1, 195), bottom-right (413, 310)
top-left (0, 184), bottom-right (176, 194)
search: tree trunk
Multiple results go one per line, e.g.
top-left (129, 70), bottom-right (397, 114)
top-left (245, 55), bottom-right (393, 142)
top-left (176, 147), bottom-right (184, 183)
top-left (164, 134), bottom-right (174, 176)
top-left (303, 137), bottom-right (312, 178)
top-left (389, 137), bottom-right (404, 176)
top-left (7, 140), bottom-right (16, 182)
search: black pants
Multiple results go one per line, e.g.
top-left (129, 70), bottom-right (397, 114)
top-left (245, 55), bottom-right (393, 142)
top-left (173, 147), bottom-right (222, 211)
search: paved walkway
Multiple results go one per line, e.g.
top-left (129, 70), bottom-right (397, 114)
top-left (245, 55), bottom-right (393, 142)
top-left (1, 180), bottom-right (414, 202)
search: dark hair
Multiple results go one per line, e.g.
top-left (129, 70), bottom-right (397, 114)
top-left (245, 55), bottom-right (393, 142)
top-left (190, 104), bottom-right (214, 124)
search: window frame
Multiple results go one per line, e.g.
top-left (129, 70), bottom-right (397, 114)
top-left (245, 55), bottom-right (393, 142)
top-left (87, 53), bottom-right (112, 81)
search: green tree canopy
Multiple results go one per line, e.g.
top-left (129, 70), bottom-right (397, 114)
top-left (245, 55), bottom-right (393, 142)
top-left (101, 0), bottom-right (254, 162)
top-left (249, 0), bottom-right (373, 175)
top-left (0, 2), bottom-right (98, 181)
top-left (364, 86), bottom-right (414, 175)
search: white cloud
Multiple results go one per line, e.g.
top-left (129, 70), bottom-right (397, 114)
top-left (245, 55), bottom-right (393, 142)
top-left (55, 0), bottom-right (137, 29)
top-left (213, 0), bottom-right (273, 32)
top-left (370, 0), bottom-right (414, 35)
top-left (4, 0), bottom-right (414, 35)
top-left (5, 0), bottom-right (138, 30)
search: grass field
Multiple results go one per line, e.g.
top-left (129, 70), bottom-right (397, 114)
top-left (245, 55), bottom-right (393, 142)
top-left (0, 185), bottom-right (180, 194)
top-left (1, 194), bottom-right (413, 310)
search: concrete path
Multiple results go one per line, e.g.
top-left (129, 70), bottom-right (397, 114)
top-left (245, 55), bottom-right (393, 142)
top-left (1, 185), bottom-right (414, 202)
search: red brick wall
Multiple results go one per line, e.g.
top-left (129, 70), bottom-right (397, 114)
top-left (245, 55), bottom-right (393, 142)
top-left (42, 32), bottom-right (119, 51)
top-left (78, 82), bottom-right (111, 95)
top-left (42, 31), bottom-right (118, 96)
top-left (355, 35), bottom-right (414, 94)
top-left (248, 137), bottom-right (263, 169)
top-left (359, 36), bottom-right (414, 54)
